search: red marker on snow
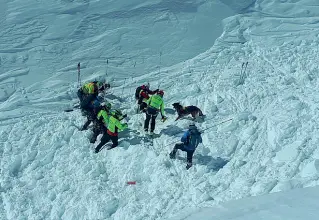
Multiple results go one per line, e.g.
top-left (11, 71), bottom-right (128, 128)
top-left (127, 181), bottom-right (136, 185)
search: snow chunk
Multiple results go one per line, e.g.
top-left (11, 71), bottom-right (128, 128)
top-left (273, 141), bottom-right (300, 163)
top-left (300, 160), bottom-right (319, 178)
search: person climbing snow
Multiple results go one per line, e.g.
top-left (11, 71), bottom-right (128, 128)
top-left (135, 83), bottom-right (158, 113)
top-left (169, 123), bottom-right (202, 169)
top-left (89, 101), bottom-right (112, 143)
top-left (144, 90), bottom-right (167, 135)
top-left (95, 109), bottom-right (128, 153)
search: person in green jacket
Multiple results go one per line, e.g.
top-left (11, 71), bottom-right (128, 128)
top-left (89, 102), bottom-right (112, 143)
top-left (95, 109), bottom-right (128, 153)
top-left (144, 90), bottom-right (167, 134)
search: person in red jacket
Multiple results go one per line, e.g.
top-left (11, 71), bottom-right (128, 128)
top-left (135, 83), bottom-right (158, 113)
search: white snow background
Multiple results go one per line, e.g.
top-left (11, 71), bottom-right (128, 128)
top-left (1, 0), bottom-right (319, 219)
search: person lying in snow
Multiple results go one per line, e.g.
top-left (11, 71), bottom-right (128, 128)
top-left (172, 102), bottom-right (204, 121)
top-left (169, 123), bottom-right (202, 169)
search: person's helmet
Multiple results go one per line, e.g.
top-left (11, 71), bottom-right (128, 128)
top-left (157, 90), bottom-right (164, 96)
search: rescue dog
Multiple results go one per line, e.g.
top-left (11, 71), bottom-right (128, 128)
top-left (172, 103), bottom-right (204, 121)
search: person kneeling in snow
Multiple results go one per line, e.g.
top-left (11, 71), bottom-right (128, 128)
top-left (169, 124), bottom-right (202, 169)
top-left (94, 109), bottom-right (128, 153)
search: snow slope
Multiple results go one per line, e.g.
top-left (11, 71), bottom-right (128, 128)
top-left (2, 0), bottom-right (319, 219)
top-left (168, 185), bottom-right (319, 220)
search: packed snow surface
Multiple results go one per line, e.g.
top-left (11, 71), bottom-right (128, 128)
top-left (168, 186), bottom-right (319, 220)
top-left (1, 0), bottom-right (319, 219)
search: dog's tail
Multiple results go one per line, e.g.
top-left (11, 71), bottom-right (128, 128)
top-left (198, 108), bottom-right (204, 116)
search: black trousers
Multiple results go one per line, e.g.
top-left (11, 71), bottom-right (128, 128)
top-left (144, 107), bottom-right (158, 132)
top-left (90, 120), bottom-right (105, 143)
top-left (80, 110), bottom-right (96, 131)
top-left (95, 133), bottom-right (119, 151)
top-left (77, 89), bottom-right (84, 102)
top-left (78, 89), bottom-right (95, 110)
top-left (139, 102), bottom-right (147, 112)
top-left (172, 143), bottom-right (195, 163)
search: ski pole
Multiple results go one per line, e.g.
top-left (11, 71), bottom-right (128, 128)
top-left (202, 118), bottom-right (233, 132)
top-left (159, 51), bottom-right (162, 75)
top-left (243, 62), bottom-right (248, 77)
top-left (106, 59), bottom-right (109, 76)
top-left (240, 62), bottom-right (244, 75)
top-left (77, 62), bottom-right (81, 88)
top-left (103, 59), bottom-right (109, 97)
top-left (240, 62), bottom-right (248, 83)
top-left (122, 78), bottom-right (127, 96)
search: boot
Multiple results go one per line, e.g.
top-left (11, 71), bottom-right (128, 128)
top-left (90, 134), bottom-right (98, 143)
top-left (169, 151), bottom-right (176, 159)
top-left (95, 144), bottom-right (102, 153)
top-left (81, 120), bottom-right (91, 131)
top-left (186, 162), bottom-right (192, 170)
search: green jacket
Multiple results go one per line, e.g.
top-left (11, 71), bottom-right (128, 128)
top-left (107, 115), bottom-right (128, 136)
top-left (147, 94), bottom-right (165, 116)
top-left (97, 110), bottom-right (110, 126)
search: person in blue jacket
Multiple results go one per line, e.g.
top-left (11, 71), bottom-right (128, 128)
top-left (169, 123), bottom-right (202, 169)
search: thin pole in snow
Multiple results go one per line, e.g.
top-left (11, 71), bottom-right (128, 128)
top-left (77, 62), bottom-right (81, 88)
top-left (122, 77), bottom-right (127, 96)
top-left (106, 59), bottom-right (109, 76)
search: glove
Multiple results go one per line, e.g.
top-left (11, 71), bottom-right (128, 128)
top-left (161, 116), bottom-right (167, 122)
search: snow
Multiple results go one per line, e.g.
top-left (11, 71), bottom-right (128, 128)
top-left (2, 0), bottom-right (319, 219)
top-left (167, 185), bottom-right (319, 220)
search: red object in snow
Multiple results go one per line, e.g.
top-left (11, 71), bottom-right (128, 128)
top-left (127, 181), bottom-right (136, 185)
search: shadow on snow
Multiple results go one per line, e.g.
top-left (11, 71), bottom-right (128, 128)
top-left (176, 155), bottom-right (229, 171)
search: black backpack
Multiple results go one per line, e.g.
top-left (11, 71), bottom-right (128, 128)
top-left (135, 86), bottom-right (143, 100)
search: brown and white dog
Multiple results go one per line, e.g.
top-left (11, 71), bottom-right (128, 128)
top-left (172, 103), bottom-right (204, 121)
